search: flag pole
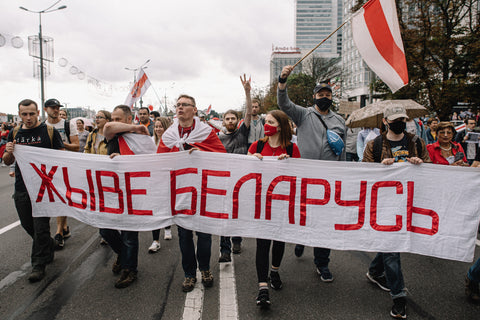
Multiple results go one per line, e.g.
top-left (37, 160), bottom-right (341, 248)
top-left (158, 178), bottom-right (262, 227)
top-left (292, 18), bottom-right (351, 69)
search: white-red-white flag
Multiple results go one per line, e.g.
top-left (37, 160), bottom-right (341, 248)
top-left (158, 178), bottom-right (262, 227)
top-left (206, 104), bottom-right (212, 115)
top-left (352, 0), bottom-right (408, 93)
top-left (124, 69), bottom-right (151, 109)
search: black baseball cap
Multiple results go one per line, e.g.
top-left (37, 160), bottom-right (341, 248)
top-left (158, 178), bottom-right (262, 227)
top-left (44, 98), bottom-right (63, 108)
top-left (313, 83), bottom-right (332, 94)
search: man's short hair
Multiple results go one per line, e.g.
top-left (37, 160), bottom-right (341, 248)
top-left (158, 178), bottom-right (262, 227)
top-left (150, 111), bottom-right (160, 118)
top-left (465, 117), bottom-right (476, 125)
top-left (427, 117), bottom-right (438, 125)
top-left (18, 99), bottom-right (38, 109)
top-left (177, 94), bottom-right (196, 107)
top-left (252, 99), bottom-right (261, 106)
top-left (138, 107), bottom-right (149, 113)
top-left (224, 109), bottom-right (240, 120)
top-left (113, 105), bottom-right (132, 117)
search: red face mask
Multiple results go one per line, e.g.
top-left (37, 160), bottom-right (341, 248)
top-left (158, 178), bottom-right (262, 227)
top-left (264, 123), bottom-right (278, 136)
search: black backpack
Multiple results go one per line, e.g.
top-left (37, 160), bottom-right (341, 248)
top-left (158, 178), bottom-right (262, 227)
top-left (373, 134), bottom-right (422, 163)
top-left (256, 140), bottom-right (294, 157)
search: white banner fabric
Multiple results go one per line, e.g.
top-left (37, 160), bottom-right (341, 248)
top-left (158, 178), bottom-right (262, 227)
top-left (14, 145), bottom-right (480, 262)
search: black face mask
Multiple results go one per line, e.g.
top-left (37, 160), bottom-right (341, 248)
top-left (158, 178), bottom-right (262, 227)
top-left (387, 121), bottom-right (406, 134)
top-left (314, 97), bottom-right (332, 111)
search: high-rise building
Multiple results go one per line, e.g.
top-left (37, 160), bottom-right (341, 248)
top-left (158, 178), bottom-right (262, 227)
top-left (269, 46), bottom-right (302, 84)
top-left (295, 0), bottom-right (343, 57)
top-left (341, 0), bottom-right (373, 107)
top-left (270, 1), bottom-right (343, 84)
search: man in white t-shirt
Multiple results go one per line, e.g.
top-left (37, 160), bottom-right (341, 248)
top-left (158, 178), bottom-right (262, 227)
top-left (44, 98), bottom-right (80, 250)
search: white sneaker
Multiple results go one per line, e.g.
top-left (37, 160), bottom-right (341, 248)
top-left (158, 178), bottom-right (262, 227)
top-left (148, 240), bottom-right (161, 253)
top-left (164, 229), bottom-right (172, 240)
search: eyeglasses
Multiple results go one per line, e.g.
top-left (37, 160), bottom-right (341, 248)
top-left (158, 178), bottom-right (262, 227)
top-left (176, 103), bottom-right (194, 108)
top-left (95, 116), bottom-right (105, 119)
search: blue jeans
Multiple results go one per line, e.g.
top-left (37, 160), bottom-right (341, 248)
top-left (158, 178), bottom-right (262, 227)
top-left (178, 226), bottom-right (211, 278)
top-left (468, 257), bottom-right (480, 284)
top-left (369, 253), bottom-right (406, 299)
top-left (100, 229), bottom-right (138, 272)
top-left (220, 236), bottom-right (242, 254)
top-left (295, 245), bottom-right (331, 268)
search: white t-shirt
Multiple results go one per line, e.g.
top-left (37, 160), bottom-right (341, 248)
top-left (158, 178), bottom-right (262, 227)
top-left (45, 119), bottom-right (78, 143)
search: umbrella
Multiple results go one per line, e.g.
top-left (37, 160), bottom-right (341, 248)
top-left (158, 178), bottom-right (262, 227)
top-left (71, 117), bottom-right (93, 128)
top-left (345, 99), bottom-right (428, 128)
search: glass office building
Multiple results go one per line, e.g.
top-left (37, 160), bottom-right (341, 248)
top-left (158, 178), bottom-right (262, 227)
top-left (295, 0), bottom-right (342, 57)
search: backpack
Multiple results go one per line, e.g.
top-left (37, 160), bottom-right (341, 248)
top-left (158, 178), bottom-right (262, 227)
top-left (43, 119), bottom-right (70, 143)
top-left (13, 124), bottom-right (54, 148)
top-left (373, 134), bottom-right (422, 163)
top-left (256, 140), bottom-right (294, 157)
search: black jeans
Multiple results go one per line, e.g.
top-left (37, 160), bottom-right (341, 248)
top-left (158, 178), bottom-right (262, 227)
top-left (220, 236), bottom-right (242, 254)
top-left (14, 191), bottom-right (54, 267)
top-left (255, 239), bottom-right (285, 283)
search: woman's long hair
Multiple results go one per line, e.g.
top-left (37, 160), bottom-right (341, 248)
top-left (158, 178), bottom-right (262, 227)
top-left (154, 117), bottom-right (171, 145)
top-left (260, 110), bottom-right (293, 149)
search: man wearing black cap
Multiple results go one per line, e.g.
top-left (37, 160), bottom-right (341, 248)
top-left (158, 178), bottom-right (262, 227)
top-left (277, 65), bottom-right (347, 283)
top-left (44, 98), bottom-right (79, 249)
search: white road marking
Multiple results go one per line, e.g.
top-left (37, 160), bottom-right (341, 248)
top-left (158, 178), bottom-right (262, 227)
top-left (0, 220), bottom-right (20, 235)
top-left (182, 270), bottom-right (204, 320)
top-left (0, 262), bottom-right (30, 291)
top-left (476, 238), bottom-right (480, 247)
top-left (219, 257), bottom-right (239, 320)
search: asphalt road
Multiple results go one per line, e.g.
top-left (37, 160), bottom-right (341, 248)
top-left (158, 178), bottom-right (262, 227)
top-left (1, 165), bottom-right (480, 320)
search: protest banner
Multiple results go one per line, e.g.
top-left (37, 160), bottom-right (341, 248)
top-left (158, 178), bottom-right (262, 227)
top-left (13, 144), bottom-right (480, 262)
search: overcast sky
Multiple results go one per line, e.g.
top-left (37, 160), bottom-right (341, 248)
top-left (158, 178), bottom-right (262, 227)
top-left (0, 0), bottom-right (295, 116)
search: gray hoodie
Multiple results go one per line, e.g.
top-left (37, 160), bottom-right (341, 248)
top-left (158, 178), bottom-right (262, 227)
top-left (277, 88), bottom-right (346, 161)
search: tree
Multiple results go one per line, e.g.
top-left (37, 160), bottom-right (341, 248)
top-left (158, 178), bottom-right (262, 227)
top-left (353, 0), bottom-right (480, 120)
top-left (303, 55), bottom-right (341, 84)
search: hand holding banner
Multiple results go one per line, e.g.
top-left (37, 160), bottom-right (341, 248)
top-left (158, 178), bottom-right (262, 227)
top-left (13, 145), bottom-right (480, 262)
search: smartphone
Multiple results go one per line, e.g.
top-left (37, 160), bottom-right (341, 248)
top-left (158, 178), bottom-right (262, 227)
top-left (454, 152), bottom-right (464, 162)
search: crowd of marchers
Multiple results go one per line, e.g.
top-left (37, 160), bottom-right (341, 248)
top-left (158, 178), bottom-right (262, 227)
top-left (3, 68), bottom-right (480, 319)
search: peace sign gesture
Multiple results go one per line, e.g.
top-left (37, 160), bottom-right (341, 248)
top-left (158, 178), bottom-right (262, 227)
top-left (240, 74), bottom-right (251, 93)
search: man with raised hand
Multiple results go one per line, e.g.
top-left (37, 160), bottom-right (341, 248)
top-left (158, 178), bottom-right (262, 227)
top-left (158, 94), bottom-right (226, 292)
top-left (277, 65), bottom-right (347, 283)
top-left (217, 75), bottom-right (252, 262)
top-left (44, 98), bottom-right (79, 250)
top-left (101, 104), bottom-right (153, 289)
top-left (4, 99), bottom-right (64, 282)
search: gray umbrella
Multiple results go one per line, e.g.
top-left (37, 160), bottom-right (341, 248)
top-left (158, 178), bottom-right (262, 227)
top-left (345, 99), bottom-right (428, 128)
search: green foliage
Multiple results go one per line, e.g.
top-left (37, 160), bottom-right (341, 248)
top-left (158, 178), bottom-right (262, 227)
top-left (285, 73), bottom-right (317, 107)
top-left (373, 0), bottom-right (480, 120)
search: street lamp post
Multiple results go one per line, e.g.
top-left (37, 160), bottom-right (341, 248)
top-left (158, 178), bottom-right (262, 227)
top-left (125, 59), bottom-right (150, 109)
top-left (20, 1), bottom-right (67, 121)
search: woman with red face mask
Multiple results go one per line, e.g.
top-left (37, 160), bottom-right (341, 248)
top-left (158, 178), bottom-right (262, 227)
top-left (247, 110), bottom-right (301, 308)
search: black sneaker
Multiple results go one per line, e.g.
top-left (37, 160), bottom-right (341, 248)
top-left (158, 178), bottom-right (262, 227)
top-left (294, 244), bottom-right (304, 257)
top-left (218, 252), bottom-right (232, 263)
top-left (465, 275), bottom-right (480, 302)
top-left (54, 233), bottom-right (64, 250)
top-left (316, 266), bottom-right (334, 282)
top-left (114, 269), bottom-right (137, 288)
top-left (269, 271), bottom-right (283, 290)
top-left (256, 288), bottom-right (271, 308)
top-left (232, 242), bottom-right (241, 254)
top-left (62, 226), bottom-right (71, 239)
top-left (390, 297), bottom-right (406, 319)
top-left (366, 272), bottom-right (390, 291)
top-left (28, 265), bottom-right (45, 283)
